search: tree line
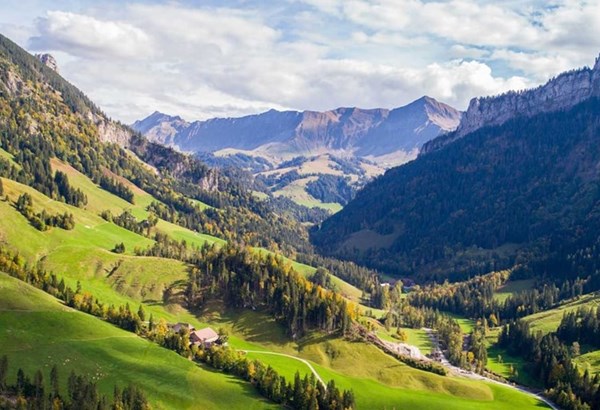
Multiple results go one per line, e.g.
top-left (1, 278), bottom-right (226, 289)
top-left (556, 305), bottom-right (600, 349)
top-left (99, 175), bottom-right (134, 204)
top-left (185, 243), bottom-right (357, 337)
top-left (408, 270), bottom-right (586, 325)
top-left (296, 253), bottom-right (383, 306)
top-left (15, 193), bottom-right (75, 231)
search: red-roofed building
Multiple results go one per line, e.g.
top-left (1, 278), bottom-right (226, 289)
top-left (190, 327), bottom-right (219, 347)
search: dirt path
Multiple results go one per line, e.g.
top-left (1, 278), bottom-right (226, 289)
top-left (421, 328), bottom-right (559, 410)
top-left (241, 350), bottom-right (326, 387)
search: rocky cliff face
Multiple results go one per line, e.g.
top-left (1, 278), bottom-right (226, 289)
top-left (35, 53), bottom-right (59, 73)
top-left (132, 96), bottom-right (461, 163)
top-left (422, 55), bottom-right (600, 154)
top-left (90, 112), bottom-right (133, 147)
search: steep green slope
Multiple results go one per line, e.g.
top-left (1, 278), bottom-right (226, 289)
top-left (0, 176), bottom-right (206, 325)
top-left (0, 272), bottom-right (276, 410)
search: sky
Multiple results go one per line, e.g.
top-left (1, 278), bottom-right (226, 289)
top-left (1, 0), bottom-right (600, 123)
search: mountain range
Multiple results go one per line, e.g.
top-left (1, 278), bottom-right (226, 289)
top-left (133, 96), bottom-right (461, 210)
top-left (132, 97), bottom-right (460, 163)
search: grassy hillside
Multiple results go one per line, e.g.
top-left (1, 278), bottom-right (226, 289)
top-left (0, 177), bottom-right (199, 320)
top-left (47, 162), bottom-right (367, 305)
top-left (493, 279), bottom-right (536, 303)
top-left (523, 293), bottom-right (600, 334)
top-left (0, 166), bottom-right (369, 325)
top-left (0, 272), bottom-right (276, 410)
top-left (575, 350), bottom-right (600, 375)
top-left (272, 176), bottom-right (342, 213)
top-left (197, 301), bottom-right (550, 409)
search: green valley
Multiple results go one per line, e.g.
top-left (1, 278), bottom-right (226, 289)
top-left (2, 8), bottom-right (600, 410)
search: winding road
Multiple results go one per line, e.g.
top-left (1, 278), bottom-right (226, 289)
top-left (242, 335), bottom-right (558, 408)
top-left (420, 328), bottom-right (559, 410)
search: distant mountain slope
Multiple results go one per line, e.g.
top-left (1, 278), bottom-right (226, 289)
top-left (133, 97), bottom-right (460, 210)
top-left (312, 56), bottom-right (600, 280)
top-left (0, 32), bottom-right (313, 253)
top-left (133, 96), bottom-right (461, 161)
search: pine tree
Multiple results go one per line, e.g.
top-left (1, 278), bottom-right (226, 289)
top-left (0, 355), bottom-right (7, 392)
top-left (292, 372), bottom-right (304, 408)
top-left (137, 305), bottom-right (146, 322)
top-left (50, 365), bottom-right (59, 398)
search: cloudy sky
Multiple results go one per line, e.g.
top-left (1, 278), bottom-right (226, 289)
top-left (1, 0), bottom-right (599, 123)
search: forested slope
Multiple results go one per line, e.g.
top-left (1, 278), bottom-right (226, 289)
top-left (313, 97), bottom-right (600, 281)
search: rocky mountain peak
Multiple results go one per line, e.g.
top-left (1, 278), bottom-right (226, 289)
top-left (35, 53), bottom-right (59, 73)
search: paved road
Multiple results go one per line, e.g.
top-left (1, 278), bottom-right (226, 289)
top-left (420, 328), bottom-right (559, 410)
top-left (241, 350), bottom-right (326, 387)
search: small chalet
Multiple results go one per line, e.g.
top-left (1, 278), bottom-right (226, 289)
top-left (190, 327), bottom-right (219, 347)
top-left (171, 322), bottom-right (196, 333)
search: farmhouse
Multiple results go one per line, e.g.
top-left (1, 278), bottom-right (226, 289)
top-left (190, 327), bottom-right (219, 347)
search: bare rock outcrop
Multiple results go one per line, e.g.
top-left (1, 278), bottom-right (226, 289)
top-left (88, 112), bottom-right (133, 147)
top-left (35, 53), bottom-right (59, 73)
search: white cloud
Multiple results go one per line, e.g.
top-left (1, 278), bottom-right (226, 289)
top-left (30, 11), bottom-right (152, 59)
top-left (299, 0), bottom-right (600, 87)
top-left (449, 45), bottom-right (491, 60)
top-left (490, 49), bottom-right (575, 81)
top-left (14, 1), bottom-right (600, 123)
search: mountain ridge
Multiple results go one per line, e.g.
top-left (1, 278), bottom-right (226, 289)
top-left (132, 96), bottom-right (461, 163)
top-left (421, 54), bottom-right (600, 154)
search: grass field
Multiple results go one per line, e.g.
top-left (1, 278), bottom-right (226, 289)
top-left (272, 177), bottom-right (342, 213)
top-left (444, 312), bottom-right (476, 333)
top-left (575, 349), bottom-right (600, 375)
top-left (523, 293), bottom-right (600, 334)
top-left (377, 327), bottom-right (434, 355)
top-left (0, 177), bottom-right (211, 325)
top-left (484, 327), bottom-right (539, 388)
top-left (0, 273), bottom-right (276, 410)
top-left (493, 279), bottom-right (536, 303)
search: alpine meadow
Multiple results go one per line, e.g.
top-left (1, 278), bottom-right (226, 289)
top-left (1, 2), bottom-right (600, 410)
